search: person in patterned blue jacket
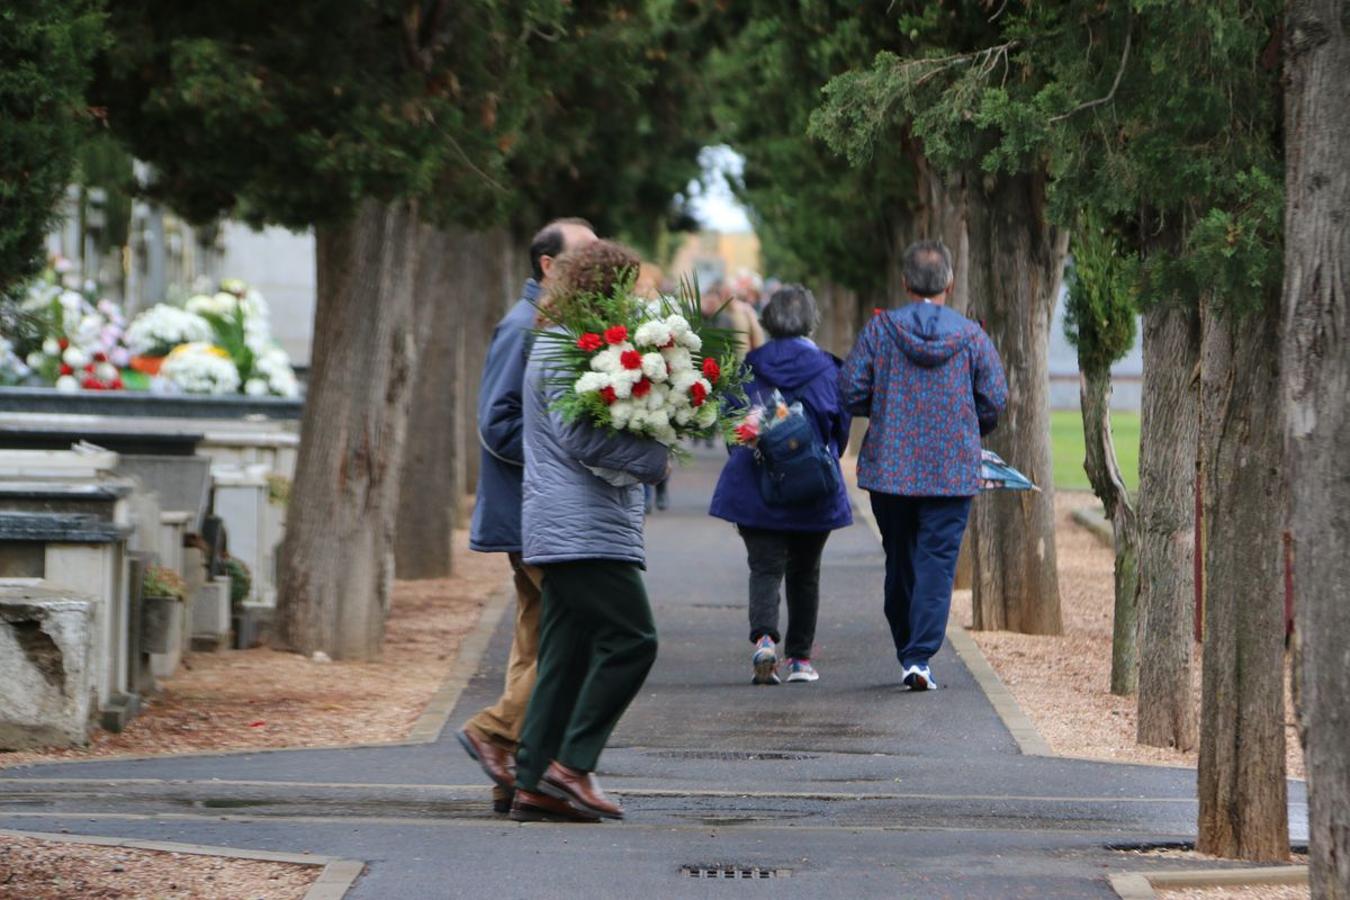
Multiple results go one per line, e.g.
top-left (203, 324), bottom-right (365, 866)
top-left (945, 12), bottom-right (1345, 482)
top-left (839, 240), bottom-right (1007, 691)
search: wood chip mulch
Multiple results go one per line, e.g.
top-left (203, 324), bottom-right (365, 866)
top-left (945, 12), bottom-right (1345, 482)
top-left (0, 530), bottom-right (508, 769)
top-left (0, 835), bottom-right (320, 900)
top-left (953, 491), bottom-right (1307, 779)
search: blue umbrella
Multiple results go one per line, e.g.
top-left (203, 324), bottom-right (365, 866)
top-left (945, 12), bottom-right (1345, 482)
top-left (980, 449), bottom-right (1039, 492)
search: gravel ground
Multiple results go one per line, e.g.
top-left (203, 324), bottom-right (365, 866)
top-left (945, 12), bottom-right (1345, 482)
top-left (0, 530), bottom-right (508, 768)
top-left (1159, 887), bottom-right (1309, 899)
top-left (0, 835), bottom-right (319, 899)
top-left (952, 490), bottom-right (1307, 779)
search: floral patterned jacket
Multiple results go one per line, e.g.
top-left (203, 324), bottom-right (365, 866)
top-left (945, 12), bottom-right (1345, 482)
top-left (839, 302), bottom-right (1007, 497)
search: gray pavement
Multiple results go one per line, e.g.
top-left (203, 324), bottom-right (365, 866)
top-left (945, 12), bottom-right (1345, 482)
top-left (0, 448), bottom-right (1307, 898)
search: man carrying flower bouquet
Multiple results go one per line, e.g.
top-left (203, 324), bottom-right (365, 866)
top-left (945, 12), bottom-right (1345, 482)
top-left (456, 218), bottom-right (597, 813)
top-left (839, 240), bottom-right (1008, 692)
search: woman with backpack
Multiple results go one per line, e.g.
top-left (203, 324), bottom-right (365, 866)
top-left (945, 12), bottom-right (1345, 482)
top-left (708, 285), bottom-right (853, 685)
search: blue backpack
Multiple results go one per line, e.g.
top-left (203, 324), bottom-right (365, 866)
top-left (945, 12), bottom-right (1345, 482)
top-left (755, 392), bottom-right (840, 507)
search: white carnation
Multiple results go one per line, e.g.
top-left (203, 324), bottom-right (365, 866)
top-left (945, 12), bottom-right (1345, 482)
top-left (55, 375), bottom-right (80, 393)
top-left (627, 409), bottom-right (650, 432)
top-left (653, 423), bottom-right (678, 446)
top-left (670, 368), bottom-right (699, 393)
top-left (244, 378), bottom-right (269, 396)
top-left (678, 330), bottom-right (703, 352)
top-left (640, 352), bottom-right (668, 383)
top-left (665, 314), bottom-right (691, 337)
top-left (125, 304), bottom-right (214, 355)
top-left (609, 400), bottom-right (634, 429)
top-left (42, 338), bottom-right (61, 356)
top-left (95, 362), bottom-right (118, 382)
top-left (646, 407), bottom-right (670, 431)
top-left (674, 407), bottom-right (695, 426)
top-left (645, 384), bottom-right (669, 411)
top-left (611, 377), bottom-right (633, 399)
top-left (661, 346), bottom-right (693, 373)
top-left (160, 343), bottom-right (240, 395)
top-left (62, 346), bottom-right (89, 368)
top-left (575, 371), bottom-right (609, 395)
top-left (589, 347), bottom-right (622, 374)
top-left (633, 321), bottom-right (672, 349)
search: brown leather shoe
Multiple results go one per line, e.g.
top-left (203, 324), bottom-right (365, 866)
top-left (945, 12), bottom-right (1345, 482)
top-left (456, 728), bottom-right (515, 790)
top-left (539, 761), bottom-right (624, 820)
top-left (509, 788), bottom-right (599, 823)
top-left (491, 784), bottom-right (514, 815)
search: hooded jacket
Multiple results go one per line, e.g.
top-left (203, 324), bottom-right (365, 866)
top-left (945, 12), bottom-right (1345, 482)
top-left (521, 330), bottom-right (670, 567)
top-left (708, 337), bottom-right (853, 532)
top-left (469, 280), bottom-right (540, 553)
top-left (839, 302), bottom-right (1007, 497)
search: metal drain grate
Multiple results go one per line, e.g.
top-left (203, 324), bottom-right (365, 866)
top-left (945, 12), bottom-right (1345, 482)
top-left (648, 750), bottom-right (817, 761)
top-left (681, 864), bottom-right (790, 880)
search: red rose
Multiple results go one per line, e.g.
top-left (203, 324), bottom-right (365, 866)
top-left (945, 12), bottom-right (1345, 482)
top-left (577, 333), bottom-right (604, 352)
top-left (58, 338), bottom-right (69, 350)
top-left (604, 325), bottom-right (629, 345)
top-left (734, 422), bottom-right (758, 444)
top-left (599, 386), bottom-right (617, 405)
top-left (632, 378), bottom-right (652, 399)
top-left (81, 376), bottom-right (99, 390)
top-left (59, 363), bottom-right (74, 376)
top-left (690, 382), bottom-right (708, 407)
top-left (620, 349), bottom-right (643, 370)
top-left (110, 377), bottom-right (124, 390)
top-left (93, 351), bottom-right (108, 363)
top-left (84, 363), bottom-right (95, 373)
top-left (702, 357), bottom-right (721, 382)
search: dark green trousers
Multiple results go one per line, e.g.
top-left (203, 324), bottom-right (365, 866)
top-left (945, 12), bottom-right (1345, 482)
top-left (515, 559), bottom-right (658, 790)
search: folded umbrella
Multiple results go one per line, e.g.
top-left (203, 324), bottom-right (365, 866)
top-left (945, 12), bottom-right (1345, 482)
top-left (980, 449), bottom-right (1039, 491)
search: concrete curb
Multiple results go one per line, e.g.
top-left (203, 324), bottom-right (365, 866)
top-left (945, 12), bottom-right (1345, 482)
top-left (406, 579), bottom-right (514, 743)
top-left (0, 575), bottom-right (516, 774)
top-left (848, 487), bottom-right (1055, 758)
top-left (1070, 505), bottom-right (1114, 547)
top-left (1108, 864), bottom-right (1309, 898)
top-left (0, 827), bottom-right (365, 899)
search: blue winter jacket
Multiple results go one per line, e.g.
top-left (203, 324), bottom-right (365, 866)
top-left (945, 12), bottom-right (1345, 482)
top-left (521, 331), bottom-right (670, 568)
top-left (839, 302), bottom-right (1007, 497)
top-left (468, 279), bottom-right (540, 553)
top-left (708, 338), bottom-right (853, 532)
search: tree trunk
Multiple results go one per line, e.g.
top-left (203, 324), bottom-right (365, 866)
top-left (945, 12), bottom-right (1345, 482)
top-left (276, 198), bottom-right (421, 660)
top-left (457, 227), bottom-right (515, 497)
top-left (1080, 368), bottom-right (1139, 695)
top-left (1135, 303), bottom-right (1201, 750)
top-left (966, 172), bottom-right (1066, 634)
top-left (393, 224), bottom-right (467, 579)
top-left (1196, 295), bottom-right (1289, 861)
top-left (1282, 2), bottom-right (1350, 892)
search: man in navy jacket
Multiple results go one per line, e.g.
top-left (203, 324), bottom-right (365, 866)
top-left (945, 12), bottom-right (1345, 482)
top-left (839, 240), bottom-right (1007, 692)
top-left (457, 218), bottom-right (596, 812)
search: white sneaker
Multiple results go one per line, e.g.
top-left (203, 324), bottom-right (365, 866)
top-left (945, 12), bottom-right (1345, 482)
top-left (784, 659), bottom-right (819, 683)
top-left (752, 636), bottom-right (780, 685)
top-left (902, 664), bottom-right (936, 691)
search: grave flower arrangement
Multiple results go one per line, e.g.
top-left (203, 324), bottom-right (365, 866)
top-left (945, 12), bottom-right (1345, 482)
top-left (535, 277), bottom-right (749, 448)
top-left (6, 258), bottom-right (134, 391)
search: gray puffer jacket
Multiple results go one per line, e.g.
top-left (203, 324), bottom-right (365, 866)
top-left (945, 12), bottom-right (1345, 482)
top-left (521, 333), bottom-right (670, 568)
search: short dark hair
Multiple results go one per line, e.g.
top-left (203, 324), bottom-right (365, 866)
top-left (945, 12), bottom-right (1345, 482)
top-left (902, 240), bottom-right (953, 297)
top-left (761, 284), bottom-right (818, 339)
top-left (529, 217), bottom-right (595, 281)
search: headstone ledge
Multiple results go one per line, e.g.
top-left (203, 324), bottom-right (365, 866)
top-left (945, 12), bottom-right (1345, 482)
top-left (0, 512), bottom-right (132, 543)
top-left (0, 386), bottom-right (303, 420)
top-left (0, 584), bottom-right (97, 749)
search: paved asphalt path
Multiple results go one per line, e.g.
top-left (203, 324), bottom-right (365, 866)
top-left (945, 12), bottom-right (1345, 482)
top-left (0, 448), bottom-right (1307, 898)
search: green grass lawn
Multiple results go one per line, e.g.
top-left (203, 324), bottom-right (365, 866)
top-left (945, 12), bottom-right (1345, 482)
top-left (1050, 409), bottom-right (1140, 493)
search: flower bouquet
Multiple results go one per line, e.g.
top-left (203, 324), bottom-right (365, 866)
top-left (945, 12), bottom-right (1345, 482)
top-left (535, 278), bottom-right (749, 449)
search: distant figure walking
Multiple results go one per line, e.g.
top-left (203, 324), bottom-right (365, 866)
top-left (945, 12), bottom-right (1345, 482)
top-left (709, 285), bottom-right (852, 685)
top-left (839, 241), bottom-right (1007, 691)
top-left (701, 280), bottom-right (765, 360)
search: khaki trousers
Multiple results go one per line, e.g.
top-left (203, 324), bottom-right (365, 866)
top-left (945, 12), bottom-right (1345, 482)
top-left (464, 553), bottom-right (543, 750)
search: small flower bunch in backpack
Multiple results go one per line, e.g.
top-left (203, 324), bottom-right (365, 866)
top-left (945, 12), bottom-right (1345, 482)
top-left (736, 390), bottom-right (840, 507)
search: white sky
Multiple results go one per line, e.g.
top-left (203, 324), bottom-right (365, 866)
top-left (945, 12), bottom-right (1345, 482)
top-left (686, 145), bottom-right (754, 233)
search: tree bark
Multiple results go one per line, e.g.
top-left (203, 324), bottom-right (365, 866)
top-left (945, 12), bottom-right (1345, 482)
top-left (276, 198), bottom-right (421, 660)
top-left (966, 172), bottom-right (1066, 635)
top-left (1196, 295), bottom-right (1289, 861)
top-left (393, 224), bottom-right (467, 579)
top-left (457, 227), bottom-right (515, 497)
top-left (1282, 2), bottom-right (1350, 893)
top-left (1079, 368), bottom-right (1139, 695)
top-left (1135, 303), bottom-right (1201, 750)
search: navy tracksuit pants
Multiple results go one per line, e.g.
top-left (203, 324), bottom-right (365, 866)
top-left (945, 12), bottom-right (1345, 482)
top-left (868, 493), bottom-right (973, 669)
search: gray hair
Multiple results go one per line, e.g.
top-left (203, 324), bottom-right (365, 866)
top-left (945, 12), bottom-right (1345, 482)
top-left (902, 240), bottom-right (953, 297)
top-left (761, 284), bottom-right (819, 339)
